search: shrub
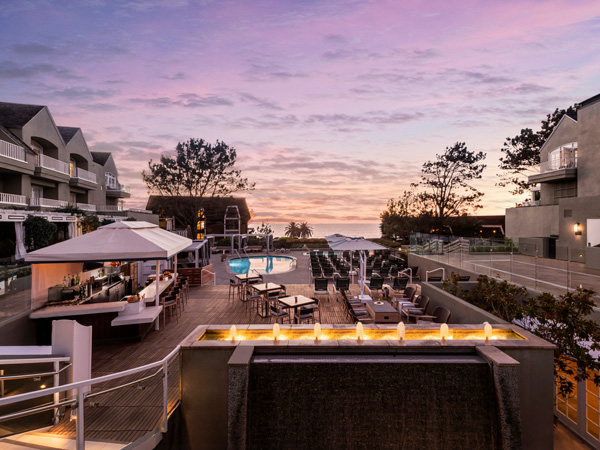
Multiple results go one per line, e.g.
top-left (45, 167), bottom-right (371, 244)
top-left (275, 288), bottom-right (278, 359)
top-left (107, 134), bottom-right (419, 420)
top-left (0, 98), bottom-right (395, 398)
top-left (24, 216), bottom-right (57, 250)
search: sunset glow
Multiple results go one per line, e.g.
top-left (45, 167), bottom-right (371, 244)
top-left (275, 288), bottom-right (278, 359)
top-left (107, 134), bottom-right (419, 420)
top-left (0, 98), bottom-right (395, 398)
top-left (1, 1), bottom-right (599, 223)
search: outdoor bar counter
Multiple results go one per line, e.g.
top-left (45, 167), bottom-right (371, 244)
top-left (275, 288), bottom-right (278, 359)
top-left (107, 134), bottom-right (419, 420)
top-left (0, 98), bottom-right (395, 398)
top-left (31, 276), bottom-right (170, 344)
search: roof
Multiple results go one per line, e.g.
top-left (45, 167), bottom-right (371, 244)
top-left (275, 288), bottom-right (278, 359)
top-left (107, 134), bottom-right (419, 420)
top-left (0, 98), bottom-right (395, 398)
top-left (91, 151), bottom-right (112, 165)
top-left (0, 125), bottom-right (35, 153)
top-left (146, 196), bottom-right (252, 222)
top-left (25, 221), bottom-right (192, 263)
top-left (57, 126), bottom-right (80, 144)
top-left (578, 92), bottom-right (600, 109)
top-left (0, 102), bottom-right (45, 128)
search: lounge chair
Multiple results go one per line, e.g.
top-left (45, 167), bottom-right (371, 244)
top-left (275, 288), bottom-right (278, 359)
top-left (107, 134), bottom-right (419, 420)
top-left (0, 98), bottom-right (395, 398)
top-left (333, 277), bottom-right (350, 301)
top-left (401, 295), bottom-right (430, 323)
top-left (417, 306), bottom-right (452, 324)
top-left (364, 276), bottom-right (384, 297)
top-left (458, 276), bottom-right (471, 281)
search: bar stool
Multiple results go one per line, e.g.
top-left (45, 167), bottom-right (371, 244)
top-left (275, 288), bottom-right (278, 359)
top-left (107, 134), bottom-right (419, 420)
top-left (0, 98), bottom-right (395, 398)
top-left (161, 292), bottom-right (179, 327)
top-left (229, 278), bottom-right (243, 303)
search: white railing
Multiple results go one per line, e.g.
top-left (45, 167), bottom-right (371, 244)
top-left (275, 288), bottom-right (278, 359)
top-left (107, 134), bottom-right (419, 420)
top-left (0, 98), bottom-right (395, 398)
top-left (107, 183), bottom-right (130, 193)
top-left (539, 157), bottom-right (577, 174)
top-left (0, 346), bottom-right (180, 450)
top-left (129, 208), bottom-right (152, 213)
top-left (72, 167), bottom-right (97, 183)
top-left (97, 205), bottom-right (123, 212)
top-left (36, 154), bottom-right (70, 175)
top-left (171, 230), bottom-right (188, 237)
top-left (30, 198), bottom-right (69, 208)
top-left (0, 141), bottom-right (26, 161)
top-left (0, 192), bottom-right (27, 205)
top-left (425, 268), bottom-right (445, 281)
top-left (74, 203), bottom-right (96, 212)
top-left (201, 268), bottom-right (216, 286)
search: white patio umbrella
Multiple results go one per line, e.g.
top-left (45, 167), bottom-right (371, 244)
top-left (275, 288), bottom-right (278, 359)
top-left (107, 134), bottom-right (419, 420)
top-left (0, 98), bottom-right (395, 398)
top-left (26, 221), bottom-right (192, 306)
top-left (325, 234), bottom-right (387, 296)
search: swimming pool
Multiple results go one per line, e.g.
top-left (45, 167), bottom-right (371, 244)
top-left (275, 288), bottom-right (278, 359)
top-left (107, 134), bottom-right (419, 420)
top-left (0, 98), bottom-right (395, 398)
top-left (228, 256), bottom-right (296, 275)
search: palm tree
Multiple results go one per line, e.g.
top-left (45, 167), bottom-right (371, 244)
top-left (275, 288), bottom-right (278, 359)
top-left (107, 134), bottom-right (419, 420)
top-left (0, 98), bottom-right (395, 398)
top-left (299, 222), bottom-right (313, 239)
top-left (284, 221), bottom-right (300, 238)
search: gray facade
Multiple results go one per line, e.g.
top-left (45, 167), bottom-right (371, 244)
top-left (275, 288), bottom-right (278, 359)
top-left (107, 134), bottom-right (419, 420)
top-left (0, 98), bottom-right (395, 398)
top-left (0, 101), bottom-right (135, 215)
top-left (506, 94), bottom-right (600, 264)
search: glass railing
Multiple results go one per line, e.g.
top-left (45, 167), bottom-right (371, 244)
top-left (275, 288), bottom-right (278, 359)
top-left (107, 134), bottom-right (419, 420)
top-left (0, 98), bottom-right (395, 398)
top-left (36, 155), bottom-right (70, 175)
top-left (71, 167), bottom-right (97, 183)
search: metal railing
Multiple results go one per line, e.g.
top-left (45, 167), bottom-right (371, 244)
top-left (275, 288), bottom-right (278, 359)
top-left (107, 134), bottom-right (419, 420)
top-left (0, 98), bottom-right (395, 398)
top-left (201, 268), bottom-right (216, 286)
top-left (36, 154), bottom-right (70, 175)
top-left (71, 167), bottom-right (97, 184)
top-left (73, 203), bottom-right (96, 212)
top-left (0, 192), bottom-right (27, 205)
top-left (106, 183), bottom-right (130, 193)
top-left (97, 205), bottom-right (123, 212)
top-left (425, 268), bottom-right (445, 281)
top-left (539, 157), bottom-right (577, 173)
top-left (30, 198), bottom-right (68, 208)
top-left (0, 141), bottom-right (26, 161)
top-left (0, 346), bottom-right (180, 450)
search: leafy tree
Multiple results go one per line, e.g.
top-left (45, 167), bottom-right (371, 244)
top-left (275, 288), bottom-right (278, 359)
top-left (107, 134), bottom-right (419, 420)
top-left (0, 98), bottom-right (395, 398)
top-left (379, 190), bottom-right (435, 240)
top-left (299, 222), bottom-right (313, 238)
top-left (142, 138), bottom-right (255, 228)
top-left (418, 142), bottom-right (486, 219)
top-left (80, 215), bottom-right (101, 234)
top-left (497, 106), bottom-right (578, 195)
top-left (24, 216), bottom-right (57, 250)
top-left (250, 222), bottom-right (273, 235)
top-left (284, 222), bottom-right (300, 238)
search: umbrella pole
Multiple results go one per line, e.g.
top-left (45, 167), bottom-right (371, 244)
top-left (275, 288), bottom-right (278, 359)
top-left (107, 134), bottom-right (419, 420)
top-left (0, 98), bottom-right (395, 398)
top-left (155, 260), bottom-right (160, 306)
top-left (174, 254), bottom-right (178, 281)
top-left (360, 251), bottom-right (365, 297)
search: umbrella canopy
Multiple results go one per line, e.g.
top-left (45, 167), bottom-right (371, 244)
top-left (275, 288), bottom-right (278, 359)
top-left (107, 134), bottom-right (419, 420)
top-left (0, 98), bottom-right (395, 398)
top-left (25, 221), bottom-right (192, 263)
top-left (325, 234), bottom-right (388, 296)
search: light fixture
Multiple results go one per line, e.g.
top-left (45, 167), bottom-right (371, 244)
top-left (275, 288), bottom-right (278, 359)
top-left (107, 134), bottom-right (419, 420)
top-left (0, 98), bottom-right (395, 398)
top-left (574, 223), bottom-right (582, 235)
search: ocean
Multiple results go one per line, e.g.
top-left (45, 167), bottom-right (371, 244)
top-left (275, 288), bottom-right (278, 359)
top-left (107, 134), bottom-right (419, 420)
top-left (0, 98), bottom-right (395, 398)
top-left (251, 223), bottom-right (382, 239)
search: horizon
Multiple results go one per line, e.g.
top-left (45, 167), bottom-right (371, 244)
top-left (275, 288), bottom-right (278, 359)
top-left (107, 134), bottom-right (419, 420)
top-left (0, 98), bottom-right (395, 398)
top-left (1, 1), bottom-right (599, 222)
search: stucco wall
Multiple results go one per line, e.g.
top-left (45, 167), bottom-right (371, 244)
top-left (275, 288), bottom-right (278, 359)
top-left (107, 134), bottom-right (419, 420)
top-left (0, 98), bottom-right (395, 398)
top-left (578, 99), bottom-right (600, 197)
top-left (505, 205), bottom-right (559, 241)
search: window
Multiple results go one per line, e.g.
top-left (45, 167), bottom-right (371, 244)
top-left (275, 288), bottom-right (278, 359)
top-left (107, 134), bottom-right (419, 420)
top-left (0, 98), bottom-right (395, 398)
top-left (31, 186), bottom-right (43, 199)
top-left (30, 140), bottom-right (43, 154)
top-left (105, 172), bottom-right (116, 189)
top-left (548, 142), bottom-right (577, 170)
top-left (70, 158), bottom-right (76, 177)
top-left (564, 210), bottom-right (573, 218)
top-left (554, 181), bottom-right (577, 204)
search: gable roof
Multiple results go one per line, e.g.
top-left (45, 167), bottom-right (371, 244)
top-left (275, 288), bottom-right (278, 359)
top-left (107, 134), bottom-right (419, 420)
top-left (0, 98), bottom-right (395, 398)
top-left (539, 114), bottom-right (578, 154)
top-left (578, 92), bottom-right (600, 109)
top-left (57, 126), bottom-right (80, 144)
top-left (0, 125), bottom-right (35, 154)
top-left (91, 151), bottom-right (112, 165)
top-left (0, 102), bottom-right (45, 128)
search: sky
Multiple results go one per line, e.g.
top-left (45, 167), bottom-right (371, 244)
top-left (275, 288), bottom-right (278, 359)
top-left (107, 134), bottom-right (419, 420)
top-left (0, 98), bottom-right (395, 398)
top-left (1, 0), bottom-right (599, 224)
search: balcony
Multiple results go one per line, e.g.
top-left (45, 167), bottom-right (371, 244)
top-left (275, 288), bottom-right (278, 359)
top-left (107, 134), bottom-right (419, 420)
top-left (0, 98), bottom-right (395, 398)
top-left (73, 202), bottom-right (96, 212)
top-left (70, 166), bottom-right (97, 190)
top-left (106, 183), bottom-right (131, 198)
top-left (35, 154), bottom-right (70, 182)
top-left (71, 167), bottom-right (97, 183)
top-left (30, 198), bottom-right (68, 209)
top-left (0, 141), bottom-right (26, 162)
top-left (528, 156), bottom-right (577, 184)
top-left (0, 192), bottom-right (27, 207)
top-left (98, 204), bottom-right (124, 212)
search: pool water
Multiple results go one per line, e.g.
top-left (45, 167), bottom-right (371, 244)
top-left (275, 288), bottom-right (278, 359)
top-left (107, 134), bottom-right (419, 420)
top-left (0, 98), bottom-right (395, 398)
top-left (228, 256), bottom-right (296, 275)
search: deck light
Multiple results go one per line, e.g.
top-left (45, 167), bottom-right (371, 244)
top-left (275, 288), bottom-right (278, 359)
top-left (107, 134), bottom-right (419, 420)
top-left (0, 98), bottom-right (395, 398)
top-left (273, 323), bottom-right (280, 340)
top-left (574, 223), bottom-right (582, 235)
top-left (397, 322), bottom-right (405, 341)
top-left (40, 385), bottom-right (46, 389)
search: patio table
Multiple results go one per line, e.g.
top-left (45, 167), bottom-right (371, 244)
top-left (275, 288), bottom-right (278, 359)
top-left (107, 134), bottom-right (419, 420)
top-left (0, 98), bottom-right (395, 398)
top-left (251, 283), bottom-right (282, 318)
top-left (365, 300), bottom-right (401, 323)
top-left (278, 295), bottom-right (317, 324)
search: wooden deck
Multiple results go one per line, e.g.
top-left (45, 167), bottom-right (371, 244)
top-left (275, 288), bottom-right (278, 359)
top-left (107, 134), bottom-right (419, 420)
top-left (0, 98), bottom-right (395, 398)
top-left (46, 283), bottom-right (354, 443)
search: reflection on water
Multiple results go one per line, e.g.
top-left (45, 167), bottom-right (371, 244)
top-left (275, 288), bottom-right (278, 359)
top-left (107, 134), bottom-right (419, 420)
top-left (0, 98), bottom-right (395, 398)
top-left (228, 256), bottom-right (295, 275)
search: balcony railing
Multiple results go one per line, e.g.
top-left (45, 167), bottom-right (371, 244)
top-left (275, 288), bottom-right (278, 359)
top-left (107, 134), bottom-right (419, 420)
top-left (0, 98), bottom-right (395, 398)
top-left (107, 183), bottom-right (130, 193)
top-left (0, 141), bottom-right (26, 162)
top-left (0, 192), bottom-right (27, 206)
top-left (74, 202), bottom-right (96, 212)
top-left (30, 198), bottom-right (68, 208)
top-left (36, 154), bottom-right (70, 175)
top-left (71, 167), bottom-right (97, 183)
top-left (98, 204), bottom-right (124, 212)
top-left (539, 157), bottom-right (577, 174)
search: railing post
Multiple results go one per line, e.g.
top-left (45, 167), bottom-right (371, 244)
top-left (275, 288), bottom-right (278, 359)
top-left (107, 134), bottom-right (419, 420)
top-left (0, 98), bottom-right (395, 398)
top-left (54, 361), bottom-right (60, 425)
top-left (162, 360), bottom-right (169, 433)
top-left (76, 386), bottom-right (84, 450)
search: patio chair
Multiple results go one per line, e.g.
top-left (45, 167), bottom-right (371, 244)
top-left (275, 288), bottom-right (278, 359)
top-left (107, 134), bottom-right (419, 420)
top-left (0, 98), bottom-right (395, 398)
top-left (417, 306), bottom-right (451, 324)
top-left (391, 276), bottom-right (409, 292)
top-left (269, 299), bottom-right (290, 324)
top-left (161, 292), bottom-right (179, 327)
top-left (333, 277), bottom-right (350, 301)
top-left (409, 266), bottom-right (420, 281)
top-left (302, 297), bottom-right (321, 322)
top-left (229, 278), bottom-right (243, 303)
top-left (364, 276), bottom-right (384, 297)
top-left (391, 286), bottom-right (416, 310)
top-left (245, 286), bottom-right (261, 313)
top-left (401, 295), bottom-right (430, 323)
top-left (313, 278), bottom-right (329, 299)
top-left (322, 266), bottom-right (335, 278)
top-left (458, 276), bottom-right (471, 281)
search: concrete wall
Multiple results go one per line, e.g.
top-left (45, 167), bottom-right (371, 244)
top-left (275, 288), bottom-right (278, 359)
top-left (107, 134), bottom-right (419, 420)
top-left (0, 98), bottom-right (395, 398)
top-left (519, 237), bottom-right (549, 257)
top-left (505, 205), bottom-right (559, 241)
top-left (0, 312), bottom-right (37, 345)
top-left (577, 99), bottom-right (600, 197)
